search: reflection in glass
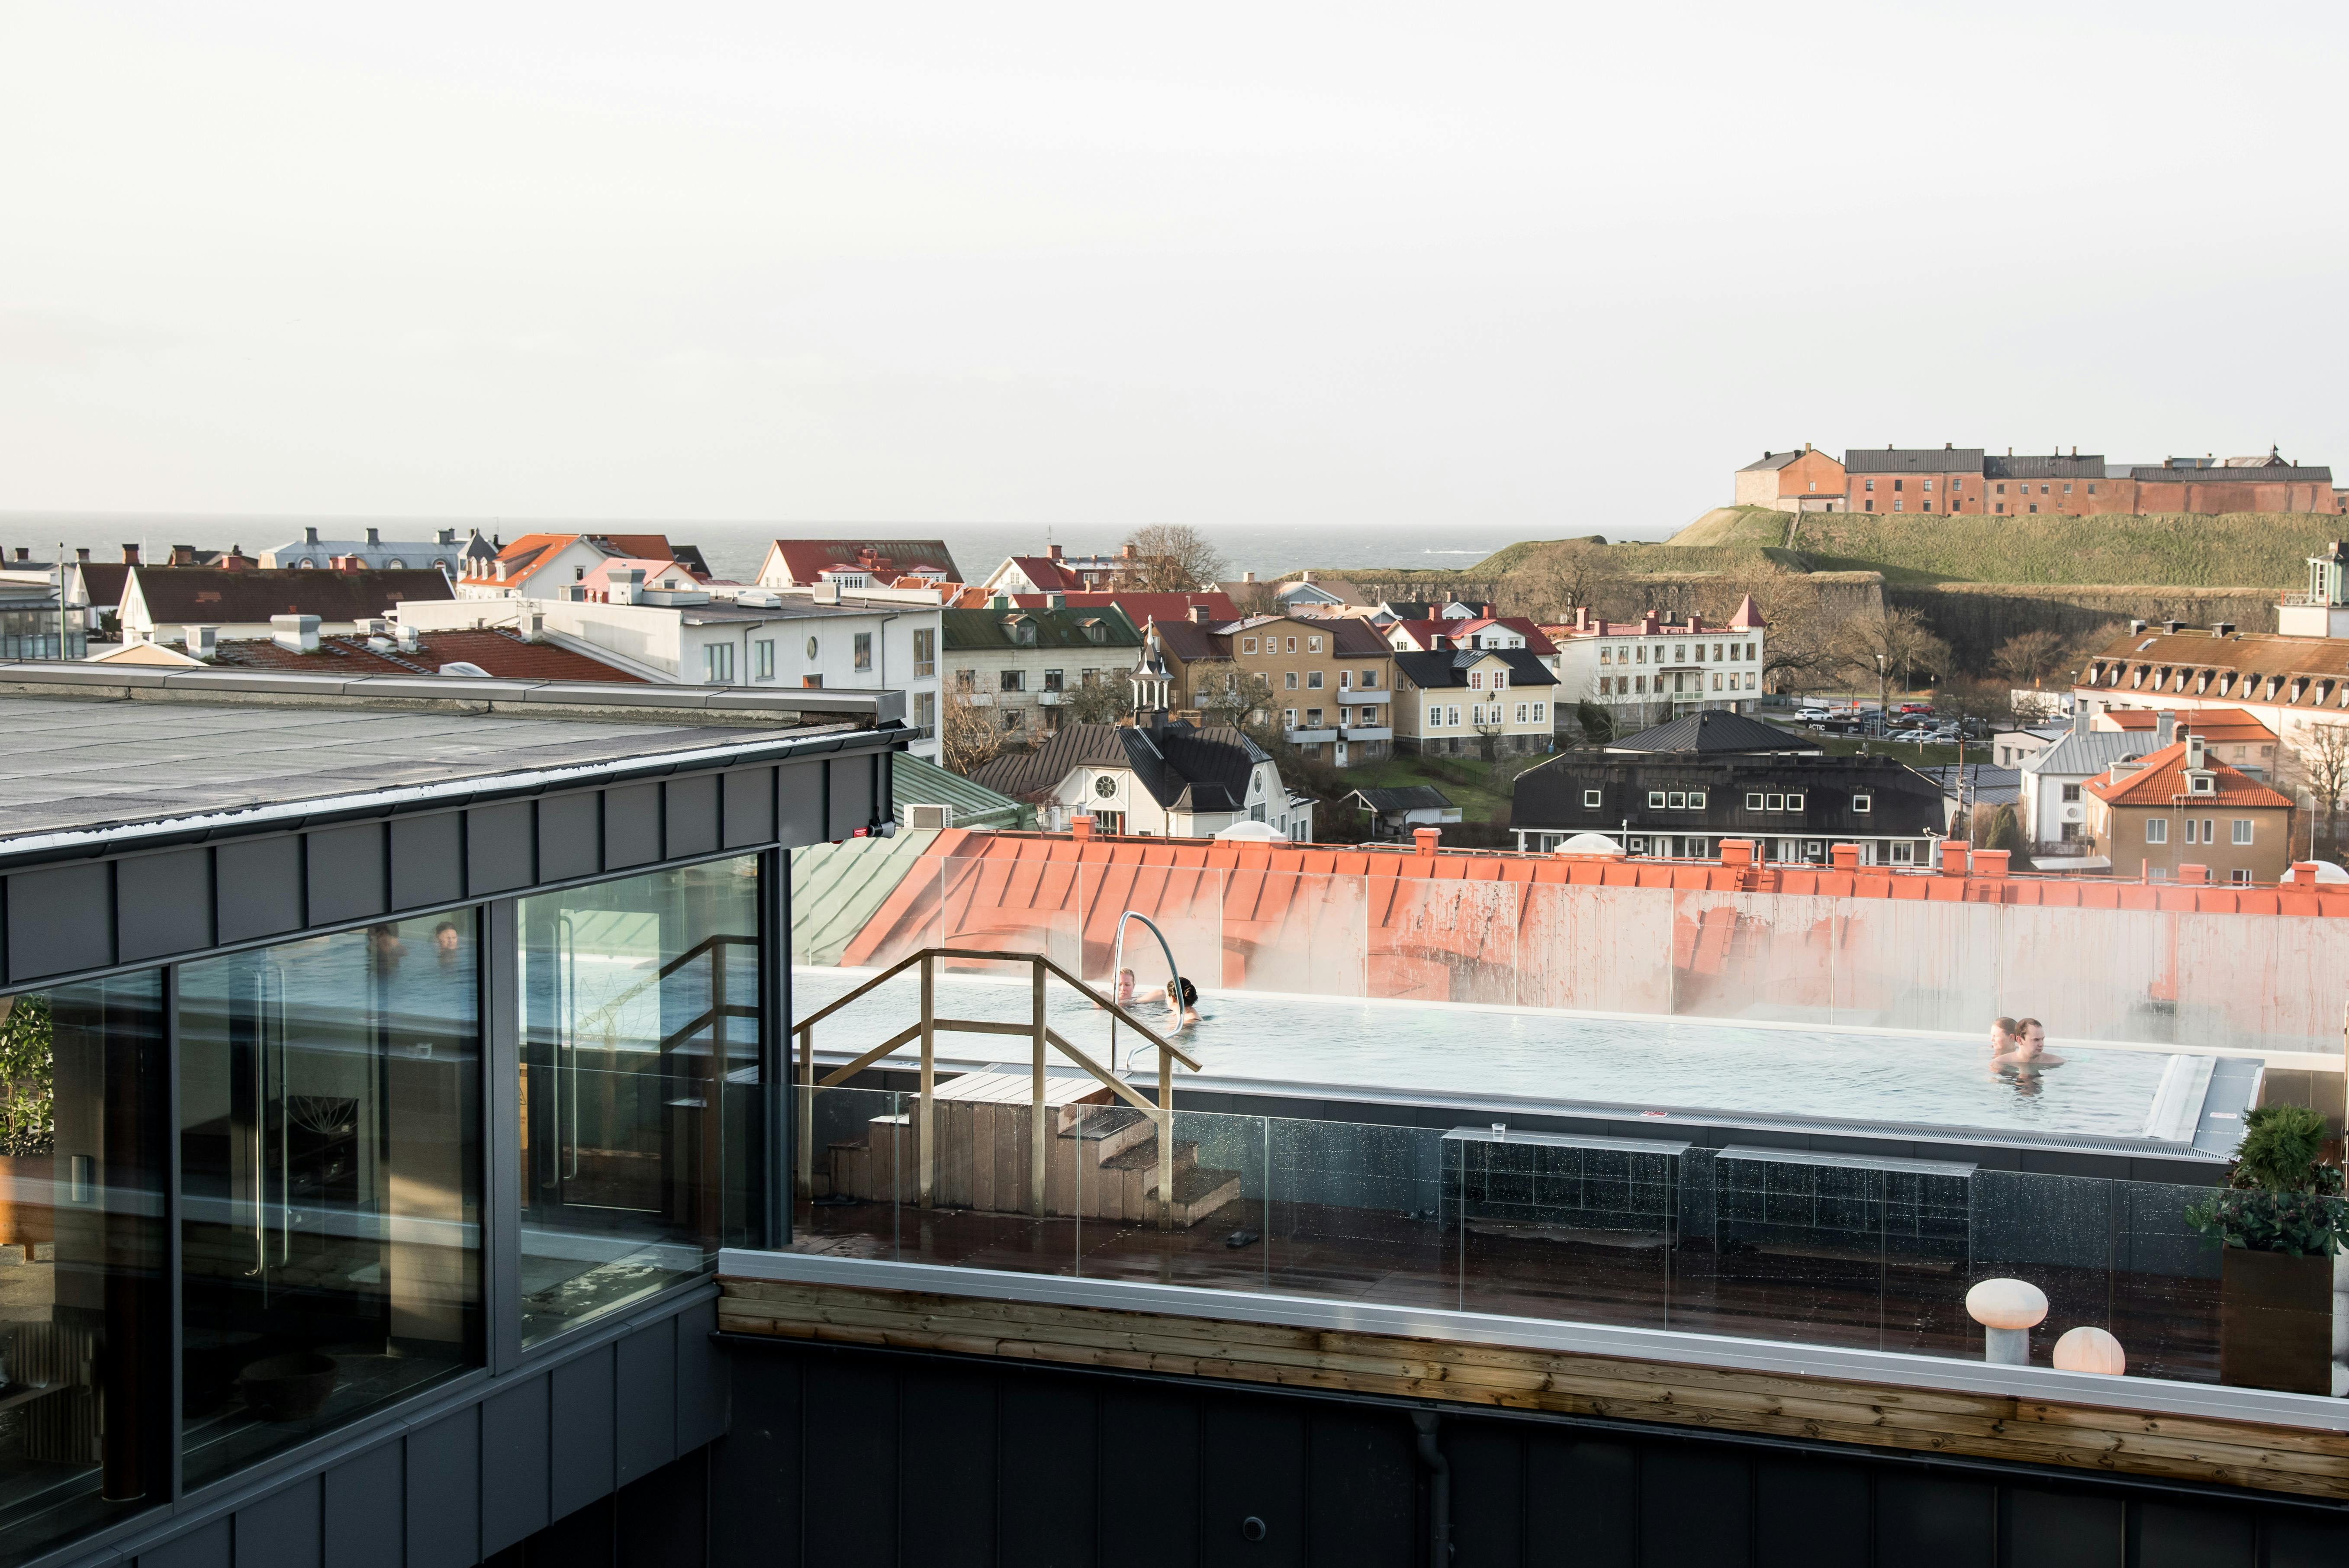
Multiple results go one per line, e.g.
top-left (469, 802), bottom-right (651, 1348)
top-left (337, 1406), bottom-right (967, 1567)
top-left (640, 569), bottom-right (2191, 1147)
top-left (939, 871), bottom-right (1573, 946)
top-left (518, 858), bottom-right (759, 1347)
top-left (179, 917), bottom-right (482, 1486)
top-left (0, 975), bottom-right (167, 1566)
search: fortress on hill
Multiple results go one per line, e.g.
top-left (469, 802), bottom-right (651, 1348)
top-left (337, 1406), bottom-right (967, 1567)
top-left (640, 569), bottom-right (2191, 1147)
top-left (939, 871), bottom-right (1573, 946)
top-left (1736, 444), bottom-right (2344, 517)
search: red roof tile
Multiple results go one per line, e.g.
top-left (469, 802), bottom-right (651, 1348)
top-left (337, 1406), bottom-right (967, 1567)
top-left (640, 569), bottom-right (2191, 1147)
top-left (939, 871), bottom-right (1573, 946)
top-left (2081, 741), bottom-right (2290, 808)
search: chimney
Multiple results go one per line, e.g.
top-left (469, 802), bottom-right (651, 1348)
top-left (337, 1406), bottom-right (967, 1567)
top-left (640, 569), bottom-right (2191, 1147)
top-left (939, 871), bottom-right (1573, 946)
top-left (1481, 603), bottom-right (1496, 619)
top-left (1121, 544), bottom-right (1136, 560)
top-left (170, 544), bottom-right (196, 566)
top-left (2187, 734), bottom-right (2207, 770)
top-left (2164, 619), bottom-right (2183, 634)
top-left (1939, 841), bottom-right (1969, 877)
top-left (2156, 712), bottom-right (2176, 747)
top-left (1718, 839), bottom-right (1754, 868)
top-left (2071, 704), bottom-right (2090, 738)
top-left (75, 547), bottom-right (89, 563)
top-left (395, 624), bottom-right (421, 653)
top-left (122, 544), bottom-right (141, 565)
top-left (518, 607), bottom-right (546, 643)
top-left (1829, 842), bottom-right (1861, 871)
top-left (624, 568), bottom-right (648, 605)
top-left (1300, 570), bottom-right (1314, 584)
top-left (1242, 571), bottom-right (1257, 583)
top-left (1071, 813), bottom-right (1096, 840)
top-left (184, 625), bottom-right (218, 660)
top-left (1413, 826), bottom-right (1441, 859)
top-left (2176, 863), bottom-right (2209, 885)
top-left (990, 592), bottom-right (1011, 610)
top-left (1049, 544), bottom-right (1063, 560)
top-left (1045, 590), bottom-right (1066, 610)
top-left (1188, 605), bottom-right (1209, 624)
top-left (304, 527), bottom-right (319, 545)
top-left (1944, 441), bottom-right (1952, 451)
top-left (2128, 618), bottom-right (2145, 634)
top-left (270, 614), bottom-right (321, 654)
top-left (365, 527), bottom-right (380, 547)
top-left (438, 528), bottom-right (455, 545)
top-left (1689, 612), bottom-right (1704, 633)
top-left (2213, 622), bottom-right (2236, 636)
top-left (1974, 850), bottom-right (2012, 879)
top-left (1641, 610), bottom-right (1660, 635)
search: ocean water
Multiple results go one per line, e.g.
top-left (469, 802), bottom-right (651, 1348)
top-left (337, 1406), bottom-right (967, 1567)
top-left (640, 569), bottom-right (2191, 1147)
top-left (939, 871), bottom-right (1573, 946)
top-left (0, 515), bottom-right (1600, 586)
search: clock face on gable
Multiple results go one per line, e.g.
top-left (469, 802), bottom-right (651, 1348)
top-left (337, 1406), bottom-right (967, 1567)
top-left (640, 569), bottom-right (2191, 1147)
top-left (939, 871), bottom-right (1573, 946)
top-left (1094, 775), bottom-right (1118, 799)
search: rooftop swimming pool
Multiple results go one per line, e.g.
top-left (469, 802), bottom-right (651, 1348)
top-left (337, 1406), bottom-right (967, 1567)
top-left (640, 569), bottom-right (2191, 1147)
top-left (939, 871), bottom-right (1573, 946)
top-left (792, 966), bottom-right (2248, 1148)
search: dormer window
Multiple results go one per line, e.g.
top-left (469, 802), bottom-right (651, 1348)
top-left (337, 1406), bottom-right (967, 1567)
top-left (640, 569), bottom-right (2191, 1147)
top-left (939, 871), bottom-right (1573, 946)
top-left (1852, 793), bottom-right (1872, 813)
top-left (2187, 772), bottom-right (2216, 795)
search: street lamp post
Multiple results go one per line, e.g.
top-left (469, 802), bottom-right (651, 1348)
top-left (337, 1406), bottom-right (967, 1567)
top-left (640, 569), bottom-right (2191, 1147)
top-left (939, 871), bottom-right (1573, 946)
top-left (1875, 653), bottom-right (1887, 737)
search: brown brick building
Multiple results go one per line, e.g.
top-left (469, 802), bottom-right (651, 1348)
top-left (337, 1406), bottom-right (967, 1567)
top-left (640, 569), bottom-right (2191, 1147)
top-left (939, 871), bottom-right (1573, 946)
top-left (2080, 736), bottom-right (2293, 883)
top-left (1737, 445), bottom-right (2343, 516)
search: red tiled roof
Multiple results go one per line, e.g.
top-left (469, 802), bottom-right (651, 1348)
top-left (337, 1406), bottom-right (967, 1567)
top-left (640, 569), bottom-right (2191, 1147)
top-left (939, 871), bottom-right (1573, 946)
top-left (208, 628), bottom-right (641, 681)
top-left (2082, 741), bottom-right (2290, 808)
top-left (768, 539), bottom-right (961, 585)
top-left (2100, 708), bottom-right (2275, 745)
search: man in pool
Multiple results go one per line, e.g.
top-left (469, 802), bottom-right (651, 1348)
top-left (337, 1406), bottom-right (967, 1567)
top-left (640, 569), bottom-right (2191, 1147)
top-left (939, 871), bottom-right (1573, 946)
top-left (1989, 1016), bottom-right (2019, 1055)
top-left (1991, 1017), bottom-right (2066, 1072)
top-left (1114, 969), bottom-right (1200, 1030)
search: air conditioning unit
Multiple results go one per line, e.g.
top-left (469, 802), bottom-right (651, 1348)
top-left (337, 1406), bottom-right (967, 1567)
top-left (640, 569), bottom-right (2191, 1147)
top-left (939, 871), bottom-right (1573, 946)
top-left (904, 803), bottom-right (952, 831)
top-left (734, 588), bottom-right (783, 608)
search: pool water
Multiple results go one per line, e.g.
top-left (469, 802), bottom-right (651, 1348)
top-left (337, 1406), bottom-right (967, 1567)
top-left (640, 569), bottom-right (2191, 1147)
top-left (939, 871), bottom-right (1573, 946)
top-left (792, 967), bottom-right (2183, 1141)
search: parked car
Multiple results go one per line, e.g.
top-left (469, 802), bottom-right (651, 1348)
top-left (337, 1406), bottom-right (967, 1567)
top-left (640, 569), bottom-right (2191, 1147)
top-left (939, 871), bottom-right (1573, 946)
top-left (1897, 702), bottom-right (1933, 716)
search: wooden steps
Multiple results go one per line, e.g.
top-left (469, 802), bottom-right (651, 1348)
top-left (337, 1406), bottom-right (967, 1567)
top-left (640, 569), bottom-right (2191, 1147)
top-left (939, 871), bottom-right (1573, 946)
top-left (820, 1070), bottom-right (1242, 1227)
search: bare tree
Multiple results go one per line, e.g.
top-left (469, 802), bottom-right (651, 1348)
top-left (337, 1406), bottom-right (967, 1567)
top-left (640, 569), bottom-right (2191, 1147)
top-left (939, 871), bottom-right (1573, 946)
top-left (939, 690), bottom-right (1007, 777)
top-left (1122, 524), bottom-right (1228, 592)
top-left (1058, 671), bottom-right (1129, 727)
top-left (1990, 629), bottom-right (2067, 688)
top-left (1834, 608), bottom-right (1953, 701)
top-left (2291, 721), bottom-right (2349, 861)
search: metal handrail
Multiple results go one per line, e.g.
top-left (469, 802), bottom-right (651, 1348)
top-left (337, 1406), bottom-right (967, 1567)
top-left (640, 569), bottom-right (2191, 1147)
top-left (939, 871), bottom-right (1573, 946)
top-left (794, 946), bottom-right (1200, 1229)
top-left (1107, 911), bottom-right (1183, 1074)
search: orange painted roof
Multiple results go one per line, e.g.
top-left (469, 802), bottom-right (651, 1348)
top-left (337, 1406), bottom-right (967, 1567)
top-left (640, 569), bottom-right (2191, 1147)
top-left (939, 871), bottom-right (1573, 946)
top-left (2082, 741), bottom-right (2291, 808)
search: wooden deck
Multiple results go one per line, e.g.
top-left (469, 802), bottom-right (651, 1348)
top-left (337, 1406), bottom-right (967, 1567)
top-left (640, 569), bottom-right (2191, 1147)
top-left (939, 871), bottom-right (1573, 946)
top-left (788, 1195), bottom-right (2223, 1381)
top-left (721, 1269), bottom-right (2349, 1502)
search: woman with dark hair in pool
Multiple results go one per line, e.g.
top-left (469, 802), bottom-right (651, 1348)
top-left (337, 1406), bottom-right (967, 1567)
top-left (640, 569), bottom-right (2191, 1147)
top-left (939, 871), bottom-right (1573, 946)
top-left (1116, 970), bottom-right (1201, 1030)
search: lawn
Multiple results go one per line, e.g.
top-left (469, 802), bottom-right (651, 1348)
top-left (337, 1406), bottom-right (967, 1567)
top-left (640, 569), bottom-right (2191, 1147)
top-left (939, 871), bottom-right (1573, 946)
top-left (1336, 749), bottom-right (1554, 823)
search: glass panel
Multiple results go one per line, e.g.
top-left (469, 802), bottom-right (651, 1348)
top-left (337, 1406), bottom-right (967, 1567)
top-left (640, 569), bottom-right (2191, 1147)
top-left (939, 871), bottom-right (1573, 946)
top-left (0, 974), bottom-right (167, 1565)
top-left (518, 857), bottom-right (759, 1347)
top-left (179, 918), bottom-right (481, 1487)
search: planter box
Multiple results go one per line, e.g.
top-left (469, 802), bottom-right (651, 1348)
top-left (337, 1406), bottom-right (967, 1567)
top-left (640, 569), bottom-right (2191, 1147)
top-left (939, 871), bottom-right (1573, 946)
top-left (2219, 1245), bottom-right (2334, 1394)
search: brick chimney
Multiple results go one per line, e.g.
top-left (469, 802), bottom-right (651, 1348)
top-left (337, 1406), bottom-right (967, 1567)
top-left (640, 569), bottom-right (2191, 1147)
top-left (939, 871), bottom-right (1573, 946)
top-left (1938, 841), bottom-right (1969, 877)
top-left (1641, 610), bottom-right (1659, 635)
top-left (170, 544), bottom-right (196, 566)
top-left (1049, 544), bottom-right (1063, 560)
top-left (1413, 826), bottom-right (1440, 859)
top-left (1689, 613), bottom-right (1705, 633)
top-left (1974, 850), bottom-right (2011, 879)
top-left (1071, 813), bottom-right (1096, 840)
top-left (122, 544), bottom-right (141, 565)
top-left (1718, 839), bottom-right (1754, 868)
top-left (1829, 842), bottom-right (1860, 870)
top-left (1189, 605), bottom-right (1209, 624)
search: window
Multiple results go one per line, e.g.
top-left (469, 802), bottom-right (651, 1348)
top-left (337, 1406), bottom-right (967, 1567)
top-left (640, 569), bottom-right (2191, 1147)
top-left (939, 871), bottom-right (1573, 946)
top-left (914, 691), bottom-right (935, 730)
top-left (1339, 670), bottom-right (1352, 689)
top-left (1864, 499), bottom-right (1873, 512)
top-left (1995, 483), bottom-right (2006, 495)
top-left (1307, 671), bottom-right (1323, 689)
top-left (0, 973), bottom-right (167, 1556)
top-left (1285, 637), bottom-right (1297, 653)
top-left (1894, 500), bottom-right (1904, 512)
top-left (913, 627), bottom-right (936, 677)
top-left (1688, 791), bottom-right (1707, 809)
top-left (1667, 792), bottom-right (1686, 809)
top-left (1599, 677), bottom-right (1612, 695)
top-left (1765, 793), bottom-right (1784, 810)
top-left (1694, 644), bottom-right (1705, 663)
top-left (1636, 646), bottom-right (1646, 663)
top-left (2029, 504), bottom-right (2038, 514)
top-left (1853, 793), bottom-right (1872, 812)
top-left (1284, 708), bottom-right (1297, 728)
top-left (1445, 706), bottom-right (1460, 727)
top-left (2232, 818), bottom-right (2254, 844)
top-left (1600, 646), bottom-right (1612, 665)
top-left (1532, 703), bottom-right (1544, 721)
top-left (1284, 671), bottom-right (1299, 690)
top-left (1307, 636), bottom-right (1322, 653)
top-left (755, 639), bottom-right (775, 680)
top-left (2063, 483), bottom-right (2072, 494)
top-left (2088, 483), bottom-right (2098, 495)
top-left (1648, 791), bottom-right (1667, 808)
top-left (2188, 773), bottom-right (2214, 795)
top-left (702, 642), bottom-right (735, 683)
top-left (806, 636), bottom-right (819, 660)
top-left (1305, 708), bottom-right (1323, 727)
top-left (1674, 645), bottom-right (1686, 661)
top-left (1515, 702), bottom-right (1528, 722)
top-left (1493, 671), bottom-right (1507, 691)
top-left (1996, 503), bottom-right (2006, 513)
top-left (1865, 479), bottom-right (1875, 492)
top-left (955, 668), bottom-right (975, 691)
top-left (182, 920), bottom-right (482, 1479)
top-left (2061, 783), bottom-right (2081, 802)
top-left (1085, 622), bottom-right (1105, 645)
top-left (1469, 670), bottom-right (1483, 689)
top-left (2040, 484), bottom-right (2050, 494)
top-left (1894, 480), bottom-right (1904, 492)
top-left (1713, 644), bottom-right (1723, 660)
top-left (1891, 841), bottom-right (1915, 864)
top-left (517, 862), bottom-right (755, 1346)
top-left (1745, 792), bottom-right (1765, 809)
top-left (1243, 638), bottom-right (1258, 654)
top-left (1786, 792), bottom-right (1805, 811)
top-left (1043, 668), bottom-right (1064, 692)
top-left (1583, 789), bottom-right (1603, 808)
top-left (1359, 669), bottom-right (1378, 688)
top-left (1711, 674), bottom-right (1722, 691)
top-left (1635, 676), bottom-right (1647, 693)
top-left (2232, 867), bottom-right (2252, 884)
top-left (1922, 480), bottom-right (1933, 492)
top-left (1000, 669), bottom-right (1025, 692)
top-left (1001, 709), bottom-right (1024, 731)
top-left (2146, 818), bottom-right (2168, 844)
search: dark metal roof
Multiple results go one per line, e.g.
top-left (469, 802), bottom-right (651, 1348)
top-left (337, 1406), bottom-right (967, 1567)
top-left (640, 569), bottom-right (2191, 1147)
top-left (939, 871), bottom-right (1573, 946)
top-left (1842, 448), bottom-right (1985, 474)
top-left (1736, 451), bottom-right (1804, 473)
top-left (939, 605), bottom-right (1142, 652)
top-left (1983, 454), bottom-right (2107, 480)
top-left (2124, 464), bottom-right (2334, 484)
top-left (972, 720), bottom-right (1268, 813)
top-left (1513, 752), bottom-right (1948, 836)
top-left (1392, 647), bottom-right (1558, 691)
top-left (128, 567), bottom-right (456, 625)
top-left (1603, 710), bottom-right (1823, 754)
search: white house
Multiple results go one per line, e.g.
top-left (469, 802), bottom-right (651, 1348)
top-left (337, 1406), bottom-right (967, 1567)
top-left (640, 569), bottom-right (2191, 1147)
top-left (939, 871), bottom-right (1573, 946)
top-left (972, 719), bottom-right (1313, 840)
top-left (395, 583), bottom-right (944, 763)
top-left (1541, 599), bottom-right (1769, 731)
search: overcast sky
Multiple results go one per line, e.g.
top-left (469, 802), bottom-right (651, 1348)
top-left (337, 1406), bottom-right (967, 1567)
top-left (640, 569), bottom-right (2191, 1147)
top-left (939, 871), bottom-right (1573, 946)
top-left (4, 2), bottom-right (2346, 538)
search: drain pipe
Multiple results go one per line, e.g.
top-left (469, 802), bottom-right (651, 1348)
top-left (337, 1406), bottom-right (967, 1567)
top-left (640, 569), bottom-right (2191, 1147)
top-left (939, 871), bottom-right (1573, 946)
top-left (1412, 1411), bottom-right (1451, 1565)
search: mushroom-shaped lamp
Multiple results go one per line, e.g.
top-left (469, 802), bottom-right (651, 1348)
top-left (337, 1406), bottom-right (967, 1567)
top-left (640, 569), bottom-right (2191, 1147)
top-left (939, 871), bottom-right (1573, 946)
top-left (2051, 1326), bottom-right (2126, 1375)
top-left (1965, 1278), bottom-right (2048, 1366)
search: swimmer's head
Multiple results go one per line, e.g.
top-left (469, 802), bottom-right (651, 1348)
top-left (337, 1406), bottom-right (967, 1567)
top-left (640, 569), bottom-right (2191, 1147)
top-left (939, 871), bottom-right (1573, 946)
top-left (1177, 978), bottom-right (1198, 1007)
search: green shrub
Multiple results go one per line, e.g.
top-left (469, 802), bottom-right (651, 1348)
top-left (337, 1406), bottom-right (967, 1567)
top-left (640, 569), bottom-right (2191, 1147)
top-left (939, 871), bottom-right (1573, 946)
top-left (2186, 1104), bottom-right (2347, 1256)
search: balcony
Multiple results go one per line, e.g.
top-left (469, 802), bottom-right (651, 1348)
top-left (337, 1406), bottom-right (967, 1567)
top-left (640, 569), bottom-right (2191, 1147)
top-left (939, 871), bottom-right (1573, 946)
top-left (1339, 725), bottom-right (1392, 742)
top-left (1037, 690), bottom-right (1063, 705)
top-left (1284, 727), bottom-right (1338, 744)
top-left (960, 690), bottom-right (994, 705)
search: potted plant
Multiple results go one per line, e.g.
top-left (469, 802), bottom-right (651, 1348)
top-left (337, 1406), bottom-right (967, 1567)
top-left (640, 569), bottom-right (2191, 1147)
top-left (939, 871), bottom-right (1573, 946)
top-left (2186, 1104), bottom-right (2346, 1394)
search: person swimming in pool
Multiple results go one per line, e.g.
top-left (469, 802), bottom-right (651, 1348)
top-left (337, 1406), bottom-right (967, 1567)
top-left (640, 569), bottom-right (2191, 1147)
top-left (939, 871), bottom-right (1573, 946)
top-left (1126, 975), bottom-right (1201, 1030)
top-left (1991, 1017), bottom-right (2066, 1076)
top-left (1989, 1016), bottom-right (2019, 1055)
